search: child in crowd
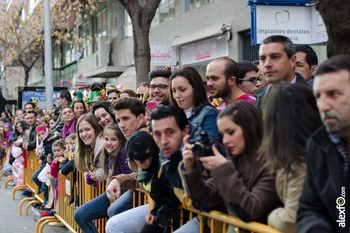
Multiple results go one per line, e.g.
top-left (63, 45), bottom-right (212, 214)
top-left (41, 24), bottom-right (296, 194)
top-left (74, 124), bottom-right (132, 233)
top-left (2, 123), bottom-right (13, 148)
top-left (31, 125), bottom-right (56, 208)
top-left (59, 134), bottom-right (79, 210)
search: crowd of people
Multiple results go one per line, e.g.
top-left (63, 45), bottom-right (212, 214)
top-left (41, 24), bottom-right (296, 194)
top-left (0, 34), bottom-right (349, 233)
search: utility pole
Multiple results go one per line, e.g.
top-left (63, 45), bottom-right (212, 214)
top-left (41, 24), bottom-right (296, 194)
top-left (1, 0), bottom-right (7, 100)
top-left (44, 0), bottom-right (53, 110)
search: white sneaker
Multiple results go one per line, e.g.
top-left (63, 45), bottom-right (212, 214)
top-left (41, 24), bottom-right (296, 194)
top-left (48, 222), bottom-right (65, 227)
top-left (32, 209), bottom-right (42, 222)
top-left (8, 180), bottom-right (15, 186)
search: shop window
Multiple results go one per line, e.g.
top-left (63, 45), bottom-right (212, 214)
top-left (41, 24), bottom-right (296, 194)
top-left (63, 43), bottom-right (73, 66)
top-left (117, 2), bottom-right (132, 41)
top-left (93, 8), bottom-right (107, 53)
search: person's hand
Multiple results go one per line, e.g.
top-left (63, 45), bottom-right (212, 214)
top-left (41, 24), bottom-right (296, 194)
top-left (13, 141), bottom-right (20, 147)
top-left (145, 214), bottom-right (155, 225)
top-left (146, 114), bottom-right (151, 133)
top-left (64, 150), bottom-right (69, 159)
top-left (21, 157), bottom-right (25, 164)
top-left (89, 171), bottom-right (97, 181)
top-left (198, 144), bottom-right (227, 170)
top-left (181, 135), bottom-right (196, 172)
top-left (23, 142), bottom-right (28, 150)
top-left (38, 160), bottom-right (43, 165)
top-left (106, 178), bottom-right (121, 198)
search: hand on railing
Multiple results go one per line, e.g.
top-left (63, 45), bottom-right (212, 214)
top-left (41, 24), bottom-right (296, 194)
top-left (106, 178), bottom-right (121, 198)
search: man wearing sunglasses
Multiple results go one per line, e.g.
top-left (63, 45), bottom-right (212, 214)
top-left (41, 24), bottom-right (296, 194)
top-left (148, 69), bottom-right (172, 105)
top-left (238, 61), bottom-right (262, 97)
top-left (136, 82), bottom-right (149, 102)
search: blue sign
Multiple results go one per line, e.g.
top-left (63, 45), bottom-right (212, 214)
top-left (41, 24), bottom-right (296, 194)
top-left (247, 0), bottom-right (314, 5)
top-left (22, 90), bottom-right (60, 110)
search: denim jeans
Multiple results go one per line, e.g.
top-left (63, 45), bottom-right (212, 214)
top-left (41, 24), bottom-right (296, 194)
top-left (107, 189), bottom-right (134, 218)
top-left (173, 217), bottom-right (200, 233)
top-left (31, 163), bottom-right (48, 202)
top-left (74, 192), bottom-right (110, 233)
top-left (105, 204), bottom-right (149, 233)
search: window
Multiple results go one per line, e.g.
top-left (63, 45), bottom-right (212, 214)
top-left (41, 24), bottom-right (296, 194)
top-left (242, 33), bottom-right (259, 62)
top-left (63, 43), bottom-right (73, 66)
top-left (53, 44), bottom-right (61, 68)
top-left (92, 9), bottom-right (107, 53)
top-left (79, 21), bottom-right (91, 57)
top-left (117, 2), bottom-right (132, 41)
top-left (152, 0), bottom-right (175, 26)
top-left (183, 0), bottom-right (215, 13)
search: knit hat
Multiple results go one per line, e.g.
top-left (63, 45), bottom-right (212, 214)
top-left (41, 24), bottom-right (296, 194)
top-left (126, 131), bottom-right (158, 162)
top-left (36, 125), bottom-right (49, 133)
top-left (86, 82), bottom-right (107, 104)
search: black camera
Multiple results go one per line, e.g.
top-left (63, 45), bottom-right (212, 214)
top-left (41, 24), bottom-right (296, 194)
top-left (188, 129), bottom-right (216, 157)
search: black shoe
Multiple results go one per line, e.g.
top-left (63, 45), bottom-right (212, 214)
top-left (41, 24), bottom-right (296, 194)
top-left (37, 187), bottom-right (42, 195)
top-left (32, 203), bottom-right (42, 208)
top-left (40, 202), bottom-right (50, 210)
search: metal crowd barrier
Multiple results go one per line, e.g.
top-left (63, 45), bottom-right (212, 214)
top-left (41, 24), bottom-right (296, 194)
top-left (9, 149), bottom-right (284, 233)
top-left (0, 147), bottom-right (9, 180)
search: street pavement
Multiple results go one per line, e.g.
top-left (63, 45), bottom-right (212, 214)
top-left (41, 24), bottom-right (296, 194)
top-left (0, 176), bottom-right (70, 233)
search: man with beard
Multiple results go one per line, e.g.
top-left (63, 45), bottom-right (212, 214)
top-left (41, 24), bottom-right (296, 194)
top-left (297, 55), bottom-right (350, 233)
top-left (206, 57), bottom-right (256, 111)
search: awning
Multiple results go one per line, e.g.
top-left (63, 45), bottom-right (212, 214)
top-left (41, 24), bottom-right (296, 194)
top-left (171, 23), bottom-right (225, 47)
top-left (83, 66), bottom-right (128, 78)
top-left (118, 66), bottom-right (136, 78)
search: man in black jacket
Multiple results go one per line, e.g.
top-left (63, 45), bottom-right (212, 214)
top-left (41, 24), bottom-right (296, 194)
top-left (297, 55), bottom-right (350, 233)
top-left (255, 35), bottom-right (310, 114)
top-left (21, 111), bottom-right (38, 151)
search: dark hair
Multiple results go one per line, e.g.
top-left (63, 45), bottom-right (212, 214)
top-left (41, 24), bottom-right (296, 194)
top-left (103, 124), bottom-right (127, 178)
top-left (118, 89), bottom-right (137, 98)
top-left (53, 139), bottom-right (66, 150)
top-left (137, 82), bottom-right (149, 88)
top-left (107, 89), bottom-right (120, 96)
top-left (1, 112), bottom-right (9, 119)
top-left (169, 67), bottom-right (211, 108)
top-left (14, 120), bottom-right (29, 136)
top-left (91, 101), bottom-right (115, 121)
top-left (261, 35), bottom-right (295, 59)
top-left (59, 89), bottom-right (72, 103)
top-left (211, 57), bottom-right (240, 85)
top-left (71, 99), bottom-right (87, 117)
top-left (112, 97), bottom-right (145, 118)
top-left (260, 84), bottom-right (322, 174)
top-left (50, 116), bottom-right (58, 123)
top-left (148, 69), bottom-right (172, 82)
top-left (36, 109), bottom-right (44, 117)
top-left (237, 61), bottom-right (259, 84)
top-left (25, 101), bottom-right (35, 109)
top-left (252, 60), bottom-right (260, 66)
top-left (149, 105), bottom-right (188, 132)
top-left (0, 118), bottom-right (8, 124)
top-left (315, 55), bottom-right (350, 77)
top-left (27, 110), bottom-right (38, 117)
top-left (295, 45), bottom-right (318, 67)
top-left (218, 100), bottom-right (264, 189)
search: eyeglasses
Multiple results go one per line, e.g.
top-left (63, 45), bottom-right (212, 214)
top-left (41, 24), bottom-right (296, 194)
top-left (239, 77), bottom-right (262, 84)
top-left (148, 84), bottom-right (169, 91)
top-left (136, 94), bottom-right (144, 98)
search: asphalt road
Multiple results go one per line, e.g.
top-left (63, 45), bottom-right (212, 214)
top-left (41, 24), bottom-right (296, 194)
top-left (0, 175), bottom-right (70, 233)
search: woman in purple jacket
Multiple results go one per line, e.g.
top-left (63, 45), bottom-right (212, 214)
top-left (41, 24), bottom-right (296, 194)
top-left (74, 124), bottom-right (132, 233)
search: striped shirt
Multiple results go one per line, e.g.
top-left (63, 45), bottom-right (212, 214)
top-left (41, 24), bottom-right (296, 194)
top-left (329, 134), bottom-right (349, 183)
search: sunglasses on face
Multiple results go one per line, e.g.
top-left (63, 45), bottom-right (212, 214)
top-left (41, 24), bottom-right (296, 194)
top-left (136, 94), bottom-right (144, 98)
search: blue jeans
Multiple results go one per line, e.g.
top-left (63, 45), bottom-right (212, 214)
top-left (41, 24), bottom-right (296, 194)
top-left (107, 190), bottom-right (134, 218)
top-left (105, 204), bottom-right (149, 233)
top-left (74, 192), bottom-right (110, 233)
top-left (173, 217), bottom-right (200, 233)
top-left (31, 163), bottom-right (48, 202)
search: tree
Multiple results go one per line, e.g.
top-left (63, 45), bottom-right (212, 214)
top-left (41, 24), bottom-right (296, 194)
top-left (0, 0), bottom-right (79, 86)
top-left (119, 0), bottom-right (161, 83)
top-left (316, 0), bottom-right (350, 57)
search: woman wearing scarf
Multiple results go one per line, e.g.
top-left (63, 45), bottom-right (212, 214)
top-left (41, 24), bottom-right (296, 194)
top-left (61, 105), bottom-right (76, 140)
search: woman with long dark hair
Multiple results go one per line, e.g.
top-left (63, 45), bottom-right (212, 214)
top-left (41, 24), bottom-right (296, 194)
top-left (259, 84), bottom-right (322, 232)
top-left (179, 101), bottom-right (279, 233)
top-left (71, 99), bottom-right (87, 120)
top-left (169, 66), bottom-right (219, 139)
